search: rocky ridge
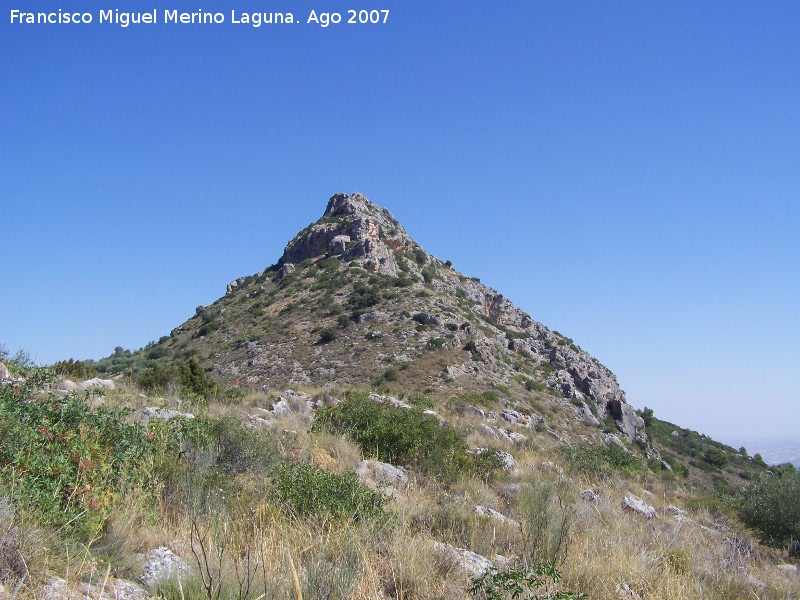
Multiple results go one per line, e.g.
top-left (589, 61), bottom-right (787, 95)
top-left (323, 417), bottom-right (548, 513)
top-left (155, 193), bottom-right (648, 448)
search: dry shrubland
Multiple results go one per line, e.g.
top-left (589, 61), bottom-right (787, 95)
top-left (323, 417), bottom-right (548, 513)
top-left (1, 364), bottom-right (798, 600)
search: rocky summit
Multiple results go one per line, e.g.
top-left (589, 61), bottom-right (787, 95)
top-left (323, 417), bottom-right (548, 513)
top-left (154, 192), bottom-right (648, 448)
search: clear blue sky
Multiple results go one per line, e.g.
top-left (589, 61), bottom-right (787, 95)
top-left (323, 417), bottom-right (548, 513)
top-left (2, 1), bottom-right (798, 445)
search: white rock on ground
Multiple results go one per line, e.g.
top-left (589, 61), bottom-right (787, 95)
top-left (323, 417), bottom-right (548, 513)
top-left (621, 495), bottom-right (656, 519)
top-left (141, 407), bottom-right (195, 421)
top-left (430, 541), bottom-right (502, 577)
top-left (139, 546), bottom-right (189, 588)
top-left (475, 505), bottom-right (520, 528)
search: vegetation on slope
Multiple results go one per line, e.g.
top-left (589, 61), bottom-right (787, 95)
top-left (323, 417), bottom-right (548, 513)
top-left (1, 345), bottom-right (798, 599)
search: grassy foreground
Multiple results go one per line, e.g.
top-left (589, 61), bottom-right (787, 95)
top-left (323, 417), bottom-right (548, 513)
top-left (1, 361), bottom-right (798, 599)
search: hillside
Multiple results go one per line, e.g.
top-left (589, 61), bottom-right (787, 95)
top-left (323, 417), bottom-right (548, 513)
top-left (108, 193), bottom-right (650, 446)
top-left (1, 194), bottom-right (798, 600)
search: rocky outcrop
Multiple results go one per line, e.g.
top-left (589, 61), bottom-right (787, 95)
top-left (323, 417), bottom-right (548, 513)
top-left (278, 192), bottom-right (418, 277)
top-left (0, 363), bottom-right (9, 381)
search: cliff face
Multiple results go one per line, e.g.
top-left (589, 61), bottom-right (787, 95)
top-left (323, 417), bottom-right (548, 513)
top-left (165, 193), bottom-right (647, 445)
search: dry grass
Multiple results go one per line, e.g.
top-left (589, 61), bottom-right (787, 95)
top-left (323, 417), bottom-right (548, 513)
top-left (3, 380), bottom-right (798, 600)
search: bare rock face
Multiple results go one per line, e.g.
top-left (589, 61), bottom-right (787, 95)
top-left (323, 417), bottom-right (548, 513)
top-left (279, 192), bottom-right (419, 277)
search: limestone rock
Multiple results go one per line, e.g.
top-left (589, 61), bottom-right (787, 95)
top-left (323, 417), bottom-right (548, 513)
top-left (475, 505), bottom-right (520, 528)
top-left (271, 397), bottom-right (292, 415)
top-left (278, 193), bottom-right (414, 277)
top-left (139, 546), bottom-right (188, 588)
top-left (430, 541), bottom-right (499, 577)
top-left (328, 234), bottom-right (351, 254)
top-left (41, 576), bottom-right (147, 600)
top-left (579, 401), bottom-right (600, 426)
top-left (580, 489), bottom-right (600, 503)
top-left (81, 378), bottom-right (115, 390)
top-left (355, 460), bottom-right (408, 497)
top-left (141, 407), bottom-right (195, 421)
top-left (622, 495), bottom-right (656, 519)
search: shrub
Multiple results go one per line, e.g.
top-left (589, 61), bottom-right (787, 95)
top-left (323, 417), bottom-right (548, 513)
top-left (319, 328), bottom-right (338, 344)
top-left (347, 282), bottom-right (380, 311)
top-left (427, 337), bottom-right (446, 350)
top-left (313, 393), bottom-right (494, 482)
top-left (559, 443), bottom-right (643, 479)
top-left (701, 446), bottom-right (729, 468)
top-left (137, 363), bottom-right (179, 392)
top-left (738, 464), bottom-right (800, 548)
top-left (52, 358), bottom-right (97, 380)
top-left (518, 476), bottom-right (573, 566)
top-left (178, 357), bottom-right (219, 399)
top-left (271, 462), bottom-right (386, 521)
top-left (412, 247), bottom-right (427, 266)
top-left (151, 415), bottom-right (277, 517)
top-left (469, 563), bottom-right (587, 600)
top-left (421, 265), bottom-right (437, 283)
top-left (0, 368), bottom-right (154, 534)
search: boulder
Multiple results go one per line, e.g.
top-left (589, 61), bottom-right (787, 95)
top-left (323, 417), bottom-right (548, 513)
top-left (41, 576), bottom-right (147, 600)
top-left (141, 407), bottom-right (195, 421)
top-left (580, 489), bottom-right (600, 504)
top-left (501, 408), bottom-right (522, 424)
top-left (271, 397), bottom-right (292, 415)
top-left (355, 460), bottom-right (408, 495)
top-left (430, 541), bottom-right (496, 577)
top-left (328, 234), bottom-right (350, 254)
top-left (475, 505), bottom-right (520, 528)
top-left (621, 495), bottom-right (656, 519)
top-left (0, 363), bottom-right (8, 380)
top-left (81, 378), bottom-right (115, 390)
top-left (139, 546), bottom-right (189, 588)
top-left (579, 401), bottom-right (600, 426)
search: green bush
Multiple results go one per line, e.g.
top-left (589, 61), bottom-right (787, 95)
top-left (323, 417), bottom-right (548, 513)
top-left (347, 282), bottom-right (380, 311)
top-left (0, 368), bottom-right (154, 534)
top-left (701, 446), bottom-right (729, 468)
top-left (469, 563), bottom-right (587, 600)
top-left (421, 265), bottom-right (437, 283)
top-left (559, 443), bottom-right (643, 479)
top-left (177, 357), bottom-right (219, 399)
top-left (271, 462), bottom-right (387, 521)
top-left (52, 358), bottom-right (97, 380)
top-left (137, 363), bottom-right (179, 392)
top-left (319, 328), bottom-right (338, 343)
top-left (151, 415), bottom-right (277, 517)
top-left (427, 337), bottom-right (446, 349)
top-left (313, 393), bottom-right (498, 482)
top-left (739, 464), bottom-right (800, 548)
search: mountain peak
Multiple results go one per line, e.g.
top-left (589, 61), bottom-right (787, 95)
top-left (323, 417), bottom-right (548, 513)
top-left (281, 193), bottom-right (411, 277)
top-left (158, 192), bottom-right (651, 448)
